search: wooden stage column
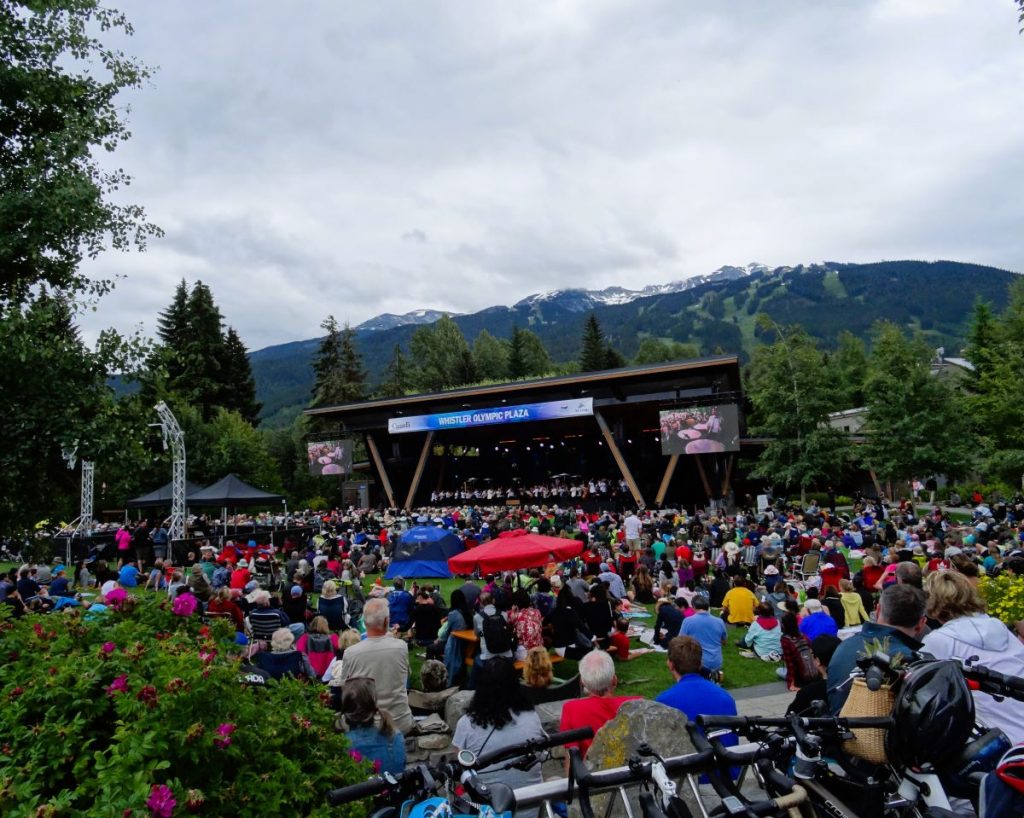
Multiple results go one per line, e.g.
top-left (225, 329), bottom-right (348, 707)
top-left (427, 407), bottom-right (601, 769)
top-left (655, 453), bottom-right (680, 506)
top-left (404, 431), bottom-right (434, 511)
top-left (365, 434), bottom-right (396, 509)
top-left (594, 410), bottom-right (646, 508)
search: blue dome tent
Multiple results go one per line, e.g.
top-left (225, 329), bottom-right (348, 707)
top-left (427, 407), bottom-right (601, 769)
top-left (385, 526), bottom-right (465, 579)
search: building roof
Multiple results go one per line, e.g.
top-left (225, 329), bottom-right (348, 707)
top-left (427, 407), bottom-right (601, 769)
top-left (305, 355), bottom-right (742, 424)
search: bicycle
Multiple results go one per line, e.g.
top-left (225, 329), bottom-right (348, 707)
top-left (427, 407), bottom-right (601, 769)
top-left (325, 727), bottom-right (594, 817)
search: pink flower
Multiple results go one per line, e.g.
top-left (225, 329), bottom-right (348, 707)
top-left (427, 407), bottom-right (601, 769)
top-left (348, 749), bottom-right (363, 763)
top-left (106, 674), bottom-right (129, 697)
top-left (102, 641), bottom-right (117, 654)
top-left (146, 784), bottom-right (176, 818)
top-left (213, 722), bottom-right (236, 749)
top-left (373, 759), bottom-right (382, 773)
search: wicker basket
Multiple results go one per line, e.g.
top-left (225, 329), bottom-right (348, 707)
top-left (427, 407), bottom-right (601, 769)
top-left (838, 678), bottom-right (893, 764)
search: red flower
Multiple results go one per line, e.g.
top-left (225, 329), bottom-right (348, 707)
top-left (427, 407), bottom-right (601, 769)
top-left (136, 685), bottom-right (158, 709)
top-left (101, 641), bottom-right (116, 654)
top-left (8, 686), bottom-right (24, 701)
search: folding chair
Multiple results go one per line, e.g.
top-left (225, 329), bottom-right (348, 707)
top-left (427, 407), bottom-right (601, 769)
top-left (246, 608), bottom-right (283, 659)
top-left (793, 550), bottom-right (821, 585)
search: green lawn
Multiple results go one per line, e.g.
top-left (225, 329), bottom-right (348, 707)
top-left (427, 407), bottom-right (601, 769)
top-left (410, 577), bottom-right (780, 700)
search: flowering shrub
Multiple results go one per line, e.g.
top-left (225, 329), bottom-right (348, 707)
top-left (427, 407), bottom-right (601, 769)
top-left (0, 599), bottom-right (367, 817)
top-left (980, 572), bottom-right (1024, 626)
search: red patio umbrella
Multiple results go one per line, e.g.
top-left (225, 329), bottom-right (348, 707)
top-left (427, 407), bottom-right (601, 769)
top-left (447, 530), bottom-right (584, 574)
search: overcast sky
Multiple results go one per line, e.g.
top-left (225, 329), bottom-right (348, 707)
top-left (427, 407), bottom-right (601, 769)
top-left (78, 0), bottom-right (1024, 351)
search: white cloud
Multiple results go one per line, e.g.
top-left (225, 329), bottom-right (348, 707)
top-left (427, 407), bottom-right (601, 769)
top-left (78, 0), bottom-right (1024, 349)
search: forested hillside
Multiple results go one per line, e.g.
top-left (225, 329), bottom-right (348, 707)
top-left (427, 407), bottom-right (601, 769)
top-left (251, 260), bottom-right (1017, 426)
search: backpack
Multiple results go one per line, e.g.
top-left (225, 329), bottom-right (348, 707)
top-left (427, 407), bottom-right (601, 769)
top-left (305, 633), bottom-right (333, 656)
top-left (481, 611), bottom-right (512, 654)
top-left (793, 637), bottom-right (820, 683)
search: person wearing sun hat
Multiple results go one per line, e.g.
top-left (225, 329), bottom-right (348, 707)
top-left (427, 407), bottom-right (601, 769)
top-left (229, 559), bottom-right (252, 590)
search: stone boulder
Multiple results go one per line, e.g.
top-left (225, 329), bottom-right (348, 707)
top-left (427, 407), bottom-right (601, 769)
top-left (571, 700), bottom-right (704, 818)
top-left (444, 689), bottom-right (474, 734)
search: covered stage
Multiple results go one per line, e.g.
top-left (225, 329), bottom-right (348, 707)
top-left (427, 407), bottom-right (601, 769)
top-left (305, 356), bottom-right (753, 510)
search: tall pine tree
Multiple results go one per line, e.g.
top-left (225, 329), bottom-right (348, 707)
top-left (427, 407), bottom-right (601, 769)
top-left (180, 281), bottom-right (226, 418)
top-left (219, 327), bottom-right (262, 424)
top-left (311, 316), bottom-right (365, 407)
top-left (579, 313), bottom-right (608, 372)
top-left (155, 279), bottom-right (189, 385)
top-left (378, 344), bottom-right (413, 398)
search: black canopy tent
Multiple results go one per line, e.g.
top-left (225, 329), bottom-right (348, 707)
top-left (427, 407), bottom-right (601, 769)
top-left (125, 480), bottom-right (206, 509)
top-left (186, 474), bottom-right (286, 535)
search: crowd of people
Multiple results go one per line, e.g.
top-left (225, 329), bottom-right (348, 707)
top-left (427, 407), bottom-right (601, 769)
top-left (5, 492), bottom-right (1024, 793)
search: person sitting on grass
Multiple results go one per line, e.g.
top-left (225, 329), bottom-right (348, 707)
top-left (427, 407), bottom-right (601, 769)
top-left (741, 602), bottom-right (782, 661)
top-left (608, 618), bottom-right (653, 661)
top-left (720, 576), bottom-right (757, 626)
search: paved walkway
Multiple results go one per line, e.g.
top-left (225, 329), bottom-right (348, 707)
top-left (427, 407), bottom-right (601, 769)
top-left (733, 680), bottom-right (792, 717)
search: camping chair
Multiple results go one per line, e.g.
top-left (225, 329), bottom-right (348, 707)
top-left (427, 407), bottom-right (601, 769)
top-left (793, 550), bottom-right (821, 585)
top-left (246, 608), bottom-right (284, 659)
top-left (523, 674), bottom-right (582, 706)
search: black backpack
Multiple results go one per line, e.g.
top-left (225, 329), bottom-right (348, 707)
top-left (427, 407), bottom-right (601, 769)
top-left (481, 611), bottom-right (512, 654)
top-left (793, 637), bottom-right (820, 683)
top-left (305, 632), bottom-right (333, 656)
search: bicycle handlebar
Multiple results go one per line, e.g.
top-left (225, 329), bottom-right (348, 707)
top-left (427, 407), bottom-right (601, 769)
top-left (325, 728), bottom-right (595, 807)
top-left (962, 663), bottom-right (1024, 701)
top-left (696, 715), bottom-right (893, 732)
top-left (473, 727), bottom-right (594, 770)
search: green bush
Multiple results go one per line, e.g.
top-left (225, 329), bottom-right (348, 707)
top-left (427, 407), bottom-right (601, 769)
top-left (0, 600), bottom-right (365, 817)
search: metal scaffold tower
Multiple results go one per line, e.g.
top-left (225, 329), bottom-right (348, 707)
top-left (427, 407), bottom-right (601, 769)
top-left (154, 401), bottom-right (187, 543)
top-left (78, 461), bottom-right (95, 535)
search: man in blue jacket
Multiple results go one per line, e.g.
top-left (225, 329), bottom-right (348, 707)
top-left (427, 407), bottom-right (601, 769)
top-left (827, 584), bottom-right (925, 714)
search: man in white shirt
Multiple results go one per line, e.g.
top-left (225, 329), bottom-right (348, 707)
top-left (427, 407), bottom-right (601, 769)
top-left (623, 511), bottom-right (643, 550)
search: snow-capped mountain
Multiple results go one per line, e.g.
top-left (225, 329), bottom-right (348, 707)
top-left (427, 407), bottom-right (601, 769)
top-left (355, 309), bottom-right (461, 332)
top-left (513, 263), bottom-right (769, 312)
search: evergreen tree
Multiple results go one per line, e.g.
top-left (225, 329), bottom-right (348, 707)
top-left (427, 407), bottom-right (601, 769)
top-left (579, 313), bottom-right (608, 372)
top-left (378, 344), bottom-right (413, 398)
top-left (178, 281), bottom-right (226, 418)
top-left (862, 322), bottom-right (971, 489)
top-left (338, 323), bottom-right (366, 402)
top-left (604, 345), bottom-right (627, 369)
top-left (472, 330), bottom-right (510, 380)
top-left (219, 327), bottom-right (262, 424)
top-left (311, 316), bottom-right (364, 407)
top-left (965, 299), bottom-right (999, 383)
top-left (454, 346), bottom-right (478, 386)
top-left (747, 318), bottom-right (851, 504)
top-left (155, 279), bottom-right (189, 383)
top-left (507, 326), bottom-right (528, 380)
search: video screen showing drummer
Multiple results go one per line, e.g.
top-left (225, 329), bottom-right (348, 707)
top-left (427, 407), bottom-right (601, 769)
top-left (658, 405), bottom-right (740, 455)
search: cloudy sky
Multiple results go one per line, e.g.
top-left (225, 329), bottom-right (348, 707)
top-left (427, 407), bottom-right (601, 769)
top-left (79, 0), bottom-right (1024, 350)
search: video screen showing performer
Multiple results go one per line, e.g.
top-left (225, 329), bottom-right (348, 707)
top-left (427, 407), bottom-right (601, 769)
top-left (307, 440), bottom-right (352, 476)
top-left (659, 404), bottom-right (740, 455)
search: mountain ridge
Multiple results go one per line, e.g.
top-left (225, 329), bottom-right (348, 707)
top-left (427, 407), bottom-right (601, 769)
top-left (250, 259), bottom-right (1019, 426)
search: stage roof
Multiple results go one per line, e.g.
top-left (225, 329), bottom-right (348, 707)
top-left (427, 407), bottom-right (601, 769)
top-left (305, 355), bottom-right (742, 431)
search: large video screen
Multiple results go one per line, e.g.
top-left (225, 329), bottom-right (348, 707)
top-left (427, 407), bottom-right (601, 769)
top-left (659, 404), bottom-right (740, 455)
top-left (388, 397), bottom-right (593, 435)
top-left (307, 439), bottom-right (353, 476)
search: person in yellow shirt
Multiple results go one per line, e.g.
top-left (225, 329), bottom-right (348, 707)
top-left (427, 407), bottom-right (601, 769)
top-left (839, 579), bottom-right (870, 626)
top-left (721, 577), bottom-right (758, 626)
